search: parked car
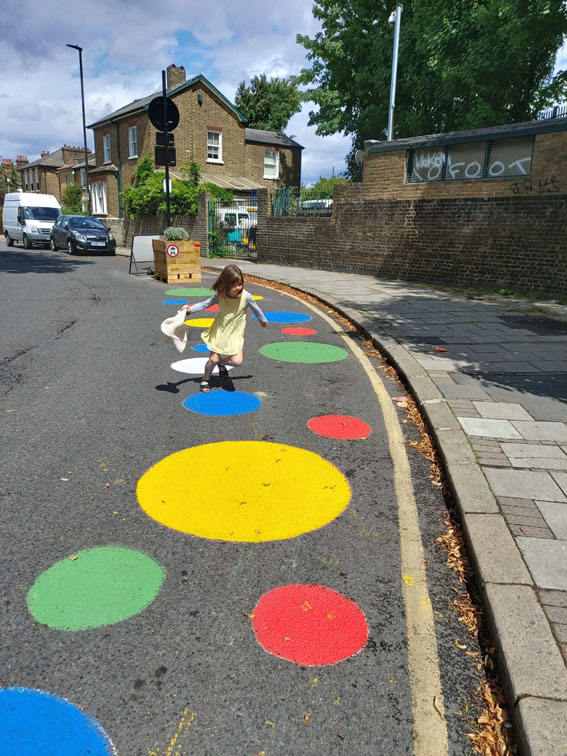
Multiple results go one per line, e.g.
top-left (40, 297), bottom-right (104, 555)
top-left (49, 215), bottom-right (116, 255)
top-left (3, 192), bottom-right (61, 248)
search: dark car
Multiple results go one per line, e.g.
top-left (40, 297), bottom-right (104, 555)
top-left (49, 215), bottom-right (116, 255)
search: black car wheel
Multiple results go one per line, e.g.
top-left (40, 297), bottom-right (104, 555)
top-left (67, 240), bottom-right (75, 255)
top-left (50, 237), bottom-right (57, 251)
top-left (23, 234), bottom-right (31, 249)
top-left (5, 233), bottom-right (13, 247)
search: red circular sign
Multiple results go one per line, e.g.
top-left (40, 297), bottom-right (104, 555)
top-left (308, 414), bottom-right (372, 440)
top-left (252, 584), bottom-right (368, 666)
top-left (166, 244), bottom-right (179, 258)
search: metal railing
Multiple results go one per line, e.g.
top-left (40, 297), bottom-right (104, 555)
top-left (272, 188), bottom-right (333, 217)
top-left (537, 104), bottom-right (567, 120)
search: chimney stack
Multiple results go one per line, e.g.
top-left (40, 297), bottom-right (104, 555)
top-left (16, 155), bottom-right (28, 167)
top-left (41, 150), bottom-right (50, 157)
top-left (167, 64), bottom-right (186, 91)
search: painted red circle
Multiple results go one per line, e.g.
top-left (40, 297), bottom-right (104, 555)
top-left (252, 584), bottom-right (368, 666)
top-left (205, 304), bottom-right (219, 311)
top-left (308, 415), bottom-right (372, 440)
top-left (281, 327), bottom-right (317, 336)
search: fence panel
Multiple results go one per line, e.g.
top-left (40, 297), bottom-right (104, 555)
top-left (208, 196), bottom-right (258, 259)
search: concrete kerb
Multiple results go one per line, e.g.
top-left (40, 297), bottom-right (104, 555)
top-left (202, 261), bottom-right (567, 755)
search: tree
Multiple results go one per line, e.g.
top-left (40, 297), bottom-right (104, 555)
top-left (121, 157), bottom-right (233, 217)
top-left (61, 183), bottom-right (84, 214)
top-left (298, 0), bottom-right (567, 176)
top-left (0, 162), bottom-right (20, 194)
top-left (235, 74), bottom-right (302, 132)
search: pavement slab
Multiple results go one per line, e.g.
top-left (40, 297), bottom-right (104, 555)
top-left (517, 538), bottom-right (567, 591)
top-left (536, 501), bottom-right (567, 539)
top-left (458, 417), bottom-right (523, 439)
top-left (484, 467), bottom-right (567, 502)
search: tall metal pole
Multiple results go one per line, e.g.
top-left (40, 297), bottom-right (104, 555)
top-left (162, 70), bottom-right (171, 228)
top-left (387, 4), bottom-right (403, 141)
top-left (67, 44), bottom-right (91, 214)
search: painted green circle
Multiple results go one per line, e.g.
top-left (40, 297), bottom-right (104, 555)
top-left (259, 341), bottom-right (348, 364)
top-left (27, 547), bottom-right (165, 631)
top-left (165, 287), bottom-right (214, 296)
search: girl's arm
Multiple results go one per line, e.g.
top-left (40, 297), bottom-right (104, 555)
top-left (184, 294), bottom-right (219, 313)
top-left (246, 292), bottom-right (268, 327)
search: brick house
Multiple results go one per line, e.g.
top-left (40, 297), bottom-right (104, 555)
top-left (16, 146), bottom-right (92, 202)
top-left (86, 65), bottom-right (303, 219)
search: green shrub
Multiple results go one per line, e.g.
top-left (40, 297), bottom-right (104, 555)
top-left (61, 183), bottom-right (84, 214)
top-left (164, 226), bottom-right (190, 241)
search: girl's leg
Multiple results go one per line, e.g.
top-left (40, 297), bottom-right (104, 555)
top-left (201, 352), bottom-right (220, 390)
top-left (218, 350), bottom-right (244, 368)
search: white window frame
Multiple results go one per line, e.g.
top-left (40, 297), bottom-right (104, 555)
top-left (103, 134), bottom-right (111, 164)
top-left (128, 125), bottom-right (138, 158)
top-left (80, 168), bottom-right (86, 187)
top-left (207, 130), bottom-right (223, 163)
top-left (263, 149), bottom-right (280, 179)
top-left (90, 180), bottom-right (107, 215)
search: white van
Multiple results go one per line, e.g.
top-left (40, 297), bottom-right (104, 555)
top-left (3, 193), bottom-right (61, 249)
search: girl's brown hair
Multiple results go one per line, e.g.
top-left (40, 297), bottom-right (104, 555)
top-left (212, 264), bottom-right (244, 298)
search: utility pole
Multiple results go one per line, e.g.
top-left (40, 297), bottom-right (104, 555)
top-left (387, 4), bottom-right (403, 141)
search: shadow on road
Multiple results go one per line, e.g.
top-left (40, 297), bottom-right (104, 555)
top-left (0, 248), bottom-right (95, 274)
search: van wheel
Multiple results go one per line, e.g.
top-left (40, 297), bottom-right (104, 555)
top-left (5, 233), bottom-right (13, 247)
top-left (23, 234), bottom-right (31, 249)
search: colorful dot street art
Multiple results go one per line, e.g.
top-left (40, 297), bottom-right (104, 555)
top-left (137, 441), bottom-right (351, 542)
top-left (10, 281), bottom-right (375, 750)
top-left (27, 547), bottom-right (165, 631)
top-left (0, 688), bottom-right (115, 755)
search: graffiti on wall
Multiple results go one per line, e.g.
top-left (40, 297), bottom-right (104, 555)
top-left (509, 177), bottom-right (560, 194)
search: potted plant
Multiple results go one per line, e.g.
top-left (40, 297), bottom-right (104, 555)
top-left (152, 227), bottom-right (202, 283)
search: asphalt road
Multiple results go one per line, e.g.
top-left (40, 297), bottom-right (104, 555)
top-left (1, 242), bottom-right (489, 755)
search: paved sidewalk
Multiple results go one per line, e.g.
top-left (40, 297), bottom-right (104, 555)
top-left (201, 258), bottom-right (567, 756)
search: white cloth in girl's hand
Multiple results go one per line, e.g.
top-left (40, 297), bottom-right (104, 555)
top-left (160, 308), bottom-right (188, 353)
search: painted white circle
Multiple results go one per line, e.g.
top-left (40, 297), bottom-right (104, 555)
top-left (170, 357), bottom-right (234, 375)
top-left (166, 244), bottom-right (179, 258)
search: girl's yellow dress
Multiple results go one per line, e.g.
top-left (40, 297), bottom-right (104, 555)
top-left (202, 290), bottom-right (249, 355)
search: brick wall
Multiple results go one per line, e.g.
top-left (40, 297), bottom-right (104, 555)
top-left (362, 132), bottom-right (567, 200)
top-left (245, 143), bottom-right (301, 189)
top-left (256, 188), bottom-right (567, 296)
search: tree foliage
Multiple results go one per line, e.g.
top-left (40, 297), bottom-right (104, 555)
top-left (298, 0), bottom-right (567, 175)
top-left (0, 163), bottom-right (20, 194)
top-left (301, 175), bottom-right (350, 198)
top-left (122, 157), bottom-right (233, 217)
top-left (235, 74), bottom-right (302, 132)
top-left (61, 183), bottom-right (84, 214)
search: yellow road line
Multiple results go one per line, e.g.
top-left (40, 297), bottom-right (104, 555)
top-left (272, 287), bottom-right (449, 756)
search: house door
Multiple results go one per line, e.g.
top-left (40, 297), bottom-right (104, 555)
top-left (208, 196), bottom-right (257, 259)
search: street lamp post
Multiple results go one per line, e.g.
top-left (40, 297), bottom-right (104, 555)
top-left (387, 4), bottom-right (403, 141)
top-left (66, 44), bottom-right (91, 214)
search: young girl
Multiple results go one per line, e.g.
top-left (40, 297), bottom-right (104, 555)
top-left (185, 264), bottom-right (268, 392)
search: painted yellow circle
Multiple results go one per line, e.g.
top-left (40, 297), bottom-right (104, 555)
top-left (184, 317), bottom-right (215, 328)
top-left (137, 441), bottom-right (351, 542)
top-left (252, 295), bottom-right (263, 301)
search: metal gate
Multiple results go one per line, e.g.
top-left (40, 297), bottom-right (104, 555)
top-left (208, 194), bottom-right (258, 259)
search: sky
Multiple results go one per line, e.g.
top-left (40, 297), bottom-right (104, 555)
top-left (1, 2), bottom-right (566, 186)
top-left (0, 0), bottom-right (351, 185)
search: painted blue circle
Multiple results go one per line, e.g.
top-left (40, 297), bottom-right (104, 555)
top-left (163, 299), bottom-right (189, 305)
top-left (183, 390), bottom-right (261, 416)
top-left (255, 311), bottom-right (312, 323)
top-left (0, 687), bottom-right (114, 755)
top-left (192, 343), bottom-right (210, 353)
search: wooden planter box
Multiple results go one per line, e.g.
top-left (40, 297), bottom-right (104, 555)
top-left (152, 239), bottom-right (202, 284)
